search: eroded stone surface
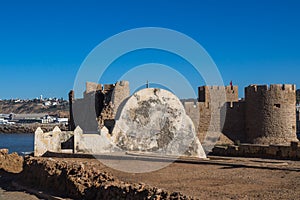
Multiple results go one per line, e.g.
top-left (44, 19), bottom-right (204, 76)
top-left (112, 88), bottom-right (206, 158)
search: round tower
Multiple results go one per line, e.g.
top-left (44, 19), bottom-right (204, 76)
top-left (245, 84), bottom-right (297, 145)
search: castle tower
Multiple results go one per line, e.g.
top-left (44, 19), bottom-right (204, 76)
top-left (196, 85), bottom-right (239, 144)
top-left (245, 84), bottom-right (298, 144)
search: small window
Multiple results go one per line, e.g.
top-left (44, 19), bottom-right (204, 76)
top-left (274, 104), bottom-right (281, 108)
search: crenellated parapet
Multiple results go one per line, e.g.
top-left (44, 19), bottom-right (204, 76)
top-left (198, 85), bottom-right (238, 104)
top-left (245, 84), bottom-right (296, 95)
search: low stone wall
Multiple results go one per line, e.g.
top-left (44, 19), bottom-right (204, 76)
top-left (211, 142), bottom-right (300, 160)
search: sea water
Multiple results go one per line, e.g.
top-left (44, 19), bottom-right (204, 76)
top-left (0, 133), bottom-right (34, 155)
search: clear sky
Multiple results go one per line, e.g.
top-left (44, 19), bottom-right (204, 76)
top-left (0, 0), bottom-right (299, 99)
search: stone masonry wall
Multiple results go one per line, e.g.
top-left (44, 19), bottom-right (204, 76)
top-left (222, 101), bottom-right (246, 143)
top-left (70, 82), bottom-right (298, 147)
top-left (69, 81), bottom-right (130, 134)
top-left (193, 85), bottom-right (242, 145)
top-left (245, 84), bottom-right (297, 145)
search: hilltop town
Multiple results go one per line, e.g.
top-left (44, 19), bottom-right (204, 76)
top-left (0, 97), bottom-right (69, 133)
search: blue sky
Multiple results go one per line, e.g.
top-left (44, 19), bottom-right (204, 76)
top-left (0, 0), bottom-right (299, 99)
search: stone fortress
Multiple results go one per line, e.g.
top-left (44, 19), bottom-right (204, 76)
top-left (185, 84), bottom-right (298, 145)
top-left (67, 81), bottom-right (205, 158)
top-left (69, 81), bottom-right (298, 146)
top-left (34, 80), bottom-right (300, 159)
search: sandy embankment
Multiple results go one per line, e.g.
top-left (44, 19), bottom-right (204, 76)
top-left (0, 149), bottom-right (193, 200)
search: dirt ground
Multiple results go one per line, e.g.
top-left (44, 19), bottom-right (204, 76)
top-left (1, 154), bottom-right (300, 199)
top-left (90, 156), bottom-right (300, 199)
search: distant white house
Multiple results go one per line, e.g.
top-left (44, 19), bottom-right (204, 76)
top-left (43, 101), bottom-right (51, 106)
top-left (41, 115), bottom-right (55, 124)
top-left (56, 118), bottom-right (68, 124)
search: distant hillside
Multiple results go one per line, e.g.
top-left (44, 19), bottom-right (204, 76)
top-left (0, 100), bottom-right (69, 117)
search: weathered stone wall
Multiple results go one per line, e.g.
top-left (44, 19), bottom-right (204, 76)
top-left (73, 92), bottom-right (99, 133)
top-left (70, 81), bottom-right (130, 134)
top-left (182, 101), bottom-right (199, 134)
top-left (212, 142), bottom-right (300, 160)
top-left (245, 84), bottom-right (297, 145)
top-left (69, 82), bottom-right (298, 149)
top-left (112, 88), bottom-right (206, 158)
top-left (222, 101), bottom-right (246, 143)
top-left (194, 85), bottom-right (243, 146)
top-left (198, 85), bottom-right (239, 103)
top-left (111, 80), bottom-right (130, 117)
top-left (74, 126), bottom-right (120, 154)
top-left (34, 126), bottom-right (74, 156)
top-left (85, 82), bottom-right (102, 94)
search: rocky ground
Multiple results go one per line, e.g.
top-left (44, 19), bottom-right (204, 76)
top-left (0, 123), bottom-right (68, 133)
top-left (1, 149), bottom-right (300, 199)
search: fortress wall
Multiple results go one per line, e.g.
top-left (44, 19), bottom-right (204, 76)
top-left (183, 101), bottom-right (199, 130)
top-left (70, 81), bottom-right (130, 133)
top-left (222, 101), bottom-right (246, 143)
top-left (198, 85), bottom-right (239, 103)
top-left (245, 84), bottom-right (297, 144)
top-left (70, 82), bottom-right (298, 147)
top-left (111, 81), bottom-right (130, 117)
top-left (197, 102), bottom-right (212, 142)
top-left (85, 82), bottom-right (102, 94)
top-left (196, 85), bottom-right (240, 144)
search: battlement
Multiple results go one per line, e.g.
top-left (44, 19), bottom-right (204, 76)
top-left (117, 80), bottom-right (129, 87)
top-left (85, 81), bottom-right (130, 95)
top-left (246, 84), bottom-right (296, 94)
top-left (198, 85), bottom-right (239, 103)
top-left (85, 82), bottom-right (102, 94)
top-left (199, 85), bottom-right (237, 90)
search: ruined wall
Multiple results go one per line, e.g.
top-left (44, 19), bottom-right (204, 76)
top-left (245, 84), bottom-right (297, 145)
top-left (111, 80), bottom-right (130, 117)
top-left (69, 81), bottom-right (130, 133)
top-left (85, 82), bottom-right (102, 94)
top-left (101, 81), bottom-right (130, 132)
top-left (34, 126), bottom-right (74, 157)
